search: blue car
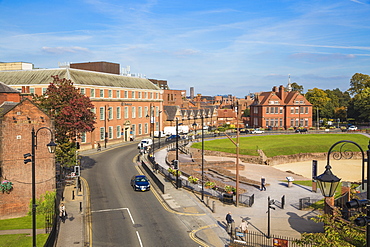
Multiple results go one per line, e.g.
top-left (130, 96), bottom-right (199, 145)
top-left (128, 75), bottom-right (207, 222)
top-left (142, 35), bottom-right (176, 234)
top-left (165, 134), bottom-right (181, 141)
top-left (130, 175), bottom-right (150, 191)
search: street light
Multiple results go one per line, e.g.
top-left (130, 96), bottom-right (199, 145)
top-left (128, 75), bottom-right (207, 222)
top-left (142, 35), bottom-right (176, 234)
top-left (201, 115), bottom-right (205, 201)
top-left (317, 140), bottom-right (370, 247)
top-left (23, 127), bottom-right (57, 247)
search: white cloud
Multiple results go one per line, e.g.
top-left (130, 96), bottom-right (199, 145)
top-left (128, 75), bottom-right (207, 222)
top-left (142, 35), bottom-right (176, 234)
top-left (42, 46), bottom-right (90, 54)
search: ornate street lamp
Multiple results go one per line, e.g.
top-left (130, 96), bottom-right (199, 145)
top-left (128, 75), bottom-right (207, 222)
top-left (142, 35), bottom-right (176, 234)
top-left (24, 127), bottom-right (57, 247)
top-left (316, 164), bottom-right (341, 198)
top-left (317, 140), bottom-right (370, 247)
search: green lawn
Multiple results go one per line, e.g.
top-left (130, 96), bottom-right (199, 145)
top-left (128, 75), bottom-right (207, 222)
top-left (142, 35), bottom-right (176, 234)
top-left (192, 134), bottom-right (369, 157)
top-left (0, 215), bottom-right (46, 230)
top-left (0, 234), bottom-right (48, 247)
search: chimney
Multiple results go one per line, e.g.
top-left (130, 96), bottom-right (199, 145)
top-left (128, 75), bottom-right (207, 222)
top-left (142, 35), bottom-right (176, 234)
top-left (279, 85), bottom-right (285, 103)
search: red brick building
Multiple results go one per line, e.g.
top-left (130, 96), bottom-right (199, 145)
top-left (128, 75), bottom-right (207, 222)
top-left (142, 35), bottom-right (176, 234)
top-left (0, 82), bottom-right (55, 219)
top-left (0, 67), bottom-right (162, 150)
top-left (250, 85), bottom-right (313, 129)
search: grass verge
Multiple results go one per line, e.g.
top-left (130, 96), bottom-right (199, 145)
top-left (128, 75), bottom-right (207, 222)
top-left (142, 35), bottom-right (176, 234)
top-left (192, 134), bottom-right (369, 157)
top-left (0, 215), bottom-right (46, 230)
top-left (0, 233), bottom-right (48, 247)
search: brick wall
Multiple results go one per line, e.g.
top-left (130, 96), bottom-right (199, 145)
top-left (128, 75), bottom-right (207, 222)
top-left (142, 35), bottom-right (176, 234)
top-left (0, 99), bottom-right (55, 219)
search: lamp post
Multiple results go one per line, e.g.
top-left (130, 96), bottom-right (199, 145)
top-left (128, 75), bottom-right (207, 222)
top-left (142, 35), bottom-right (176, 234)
top-left (24, 127), bottom-right (57, 247)
top-left (201, 115), bottom-right (204, 201)
top-left (158, 110), bottom-right (162, 150)
top-left (176, 118), bottom-right (179, 189)
top-left (317, 140), bottom-right (370, 247)
top-left (224, 102), bottom-right (240, 206)
top-left (192, 119), bottom-right (197, 137)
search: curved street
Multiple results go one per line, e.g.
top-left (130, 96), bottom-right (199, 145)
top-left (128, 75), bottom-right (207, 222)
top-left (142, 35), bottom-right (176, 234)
top-left (82, 142), bottom-right (199, 247)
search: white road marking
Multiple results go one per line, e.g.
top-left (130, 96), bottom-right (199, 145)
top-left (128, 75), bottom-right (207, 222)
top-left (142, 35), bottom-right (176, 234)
top-left (136, 231), bottom-right (144, 247)
top-left (92, 207), bottom-right (142, 245)
top-left (92, 207), bottom-right (135, 224)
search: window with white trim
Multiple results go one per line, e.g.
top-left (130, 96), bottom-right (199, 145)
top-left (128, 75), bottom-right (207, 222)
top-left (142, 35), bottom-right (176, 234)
top-left (132, 107), bottom-right (136, 118)
top-left (108, 126), bottom-right (113, 139)
top-left (117, 125), bottom-right (121, 138)
top-left (100, 107), bottom-right (105, 120)
top-left (124, 106), bottom-right (129, 119)
top-left (116, 107), bottom-right (121, 119)
top-left (138, 107), bottom-right (142, 118)
top-left (100, 127), bottom-right (105, 140)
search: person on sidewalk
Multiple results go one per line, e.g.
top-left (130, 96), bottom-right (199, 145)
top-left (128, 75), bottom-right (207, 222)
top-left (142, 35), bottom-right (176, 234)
top-left (226, 211), bottom-right (234, 234)
top-left (59, 203), bottom-right (66, 223)
top-left (261, 176), bottom-right (266, 191)
top-left (239, 219), bottom-right (248, 240)
top-left (97, 143), bottom-right (101, 151)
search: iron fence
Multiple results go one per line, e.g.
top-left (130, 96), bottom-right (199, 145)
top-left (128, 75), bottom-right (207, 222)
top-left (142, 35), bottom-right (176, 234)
top-left (299, 197), bottom-right (319, 210)
top-left (231, 230), bottom-right (313, 247)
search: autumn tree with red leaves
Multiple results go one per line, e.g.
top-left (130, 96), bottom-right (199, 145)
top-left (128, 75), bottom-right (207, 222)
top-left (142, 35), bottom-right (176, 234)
top-left (35, 75), bottom-right (96, 166)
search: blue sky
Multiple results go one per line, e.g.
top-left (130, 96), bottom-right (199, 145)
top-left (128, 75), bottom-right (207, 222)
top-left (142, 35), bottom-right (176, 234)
top-left (1, 0), bottom-right (370, 97)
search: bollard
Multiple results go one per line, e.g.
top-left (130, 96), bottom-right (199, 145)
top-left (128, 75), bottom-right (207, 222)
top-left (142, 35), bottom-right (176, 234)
top-left (72, 190), bottom-right (75, 200)
top-left (206, 196), bottom-right (209, 206)
top-left (212, 201), bottom-right (216, 213)
top-left (80, 202), bottom-right (82, 212)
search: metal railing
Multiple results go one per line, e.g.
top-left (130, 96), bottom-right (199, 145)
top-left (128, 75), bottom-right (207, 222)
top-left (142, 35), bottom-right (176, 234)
top-left (299, 197), bottom-right (320, 210)
top-left (231, 230), bottom-right (313, 247)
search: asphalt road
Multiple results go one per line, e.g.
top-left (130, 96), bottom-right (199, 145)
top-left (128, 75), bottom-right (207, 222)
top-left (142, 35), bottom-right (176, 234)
top-left (82, 143), bottom-right (198, 247)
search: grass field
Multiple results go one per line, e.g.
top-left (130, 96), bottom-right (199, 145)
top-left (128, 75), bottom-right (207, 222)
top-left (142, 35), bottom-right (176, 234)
top-left (0, 234), bottom-right (48, 247)
top-left (191, 134), bottom-right (369, 157)
top-left (0, 215), bottom-right (45, 230)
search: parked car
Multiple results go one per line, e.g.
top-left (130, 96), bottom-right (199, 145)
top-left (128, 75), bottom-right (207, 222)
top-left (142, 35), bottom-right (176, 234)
top-left (295, 128), bottom-right (308, 133)
top-left (251, 128), bottom-right (264, 134)
top-left (137, 138), bottom-right (153, 149)
top-left (130, 175), bottom-right (150, 191)
top-left (165, 134), bottom-right (181, 141)
top-left (348, 125), bottom-right (358, 131)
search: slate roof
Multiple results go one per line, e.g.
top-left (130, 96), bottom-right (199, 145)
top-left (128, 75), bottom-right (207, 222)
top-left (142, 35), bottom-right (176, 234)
top-left (0, 101), bottom-right (18, 117)
top-left (0, 81), bottom-right (19, 93)
top-left (0, 68), bottom-right (160, 90)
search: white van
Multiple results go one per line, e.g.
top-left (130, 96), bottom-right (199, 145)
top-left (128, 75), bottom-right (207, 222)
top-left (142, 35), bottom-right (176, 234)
top-left (153, 131), bottom-right (165, 138)
top-left (137, 139), bottom-right (153, 149)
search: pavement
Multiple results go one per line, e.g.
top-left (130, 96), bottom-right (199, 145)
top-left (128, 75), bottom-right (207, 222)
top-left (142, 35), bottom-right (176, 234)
top-left (57, 139), bottom-right (325, 247)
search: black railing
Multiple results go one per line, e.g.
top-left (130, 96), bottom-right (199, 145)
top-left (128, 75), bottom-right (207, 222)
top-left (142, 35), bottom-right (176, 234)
top-left (231, 230), bottom-right (313, 247)
top-left (299, 197), bottom-right (319, 210)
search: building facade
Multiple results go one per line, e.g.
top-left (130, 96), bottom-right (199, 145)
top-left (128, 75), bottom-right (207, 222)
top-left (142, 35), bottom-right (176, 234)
top-left (0, 67), bottom-right (163, 150)
top-left (0, 82), bottom-right (55, 218)
top-left (250, 85), bottom-right (313, 129)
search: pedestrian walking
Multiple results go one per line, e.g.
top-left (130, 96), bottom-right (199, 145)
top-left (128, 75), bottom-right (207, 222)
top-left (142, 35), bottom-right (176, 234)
top-left (226, 211), bottom-right (234, 234)
top-left (97, 143), bottom-right (101, 151)
top-left (59, 203), bottom-right (66, 223)
top-left (239, 219), bottom-right (248, 240)
top-left (261, 176), bottom-right (266, 191)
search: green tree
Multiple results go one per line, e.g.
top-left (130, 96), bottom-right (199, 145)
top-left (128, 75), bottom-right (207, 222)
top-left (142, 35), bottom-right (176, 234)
top-left (295, 211), bottom-right (365, 247)
top-left (348, 73), bottom-right (370, 96)
top-left (291, 82), bottom-right (304, 94)
top-left (35, 75), bottom-right (96, 166)
top-left (352, 87), bottom-right (370, 121)
top-left (305, 88), bottom-right (331, 120)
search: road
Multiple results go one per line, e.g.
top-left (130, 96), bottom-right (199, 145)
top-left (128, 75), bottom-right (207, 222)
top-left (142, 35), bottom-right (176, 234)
top-left (82, 143), bottom-right (198, 247)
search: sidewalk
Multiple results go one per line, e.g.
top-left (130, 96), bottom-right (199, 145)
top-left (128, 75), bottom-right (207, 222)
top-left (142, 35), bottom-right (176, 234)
top-left (56, 177), bottom-right (87, 247)
top-left (151, 147), bottom-right (325, 244)
top-left (59, 140), bottom-right (325, 247)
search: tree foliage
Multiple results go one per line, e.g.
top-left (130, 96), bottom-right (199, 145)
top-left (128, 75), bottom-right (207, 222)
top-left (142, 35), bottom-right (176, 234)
top-left (295, 211), bottom-right (366, 247)
top-left (291, 82), bottom-right (304, 94)
top-left (34, 76), bottom-right (96, 167)
top-left (35, 75), bottom-right (96, 143)
top-left (348, 73), bottom-right (370, 96)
